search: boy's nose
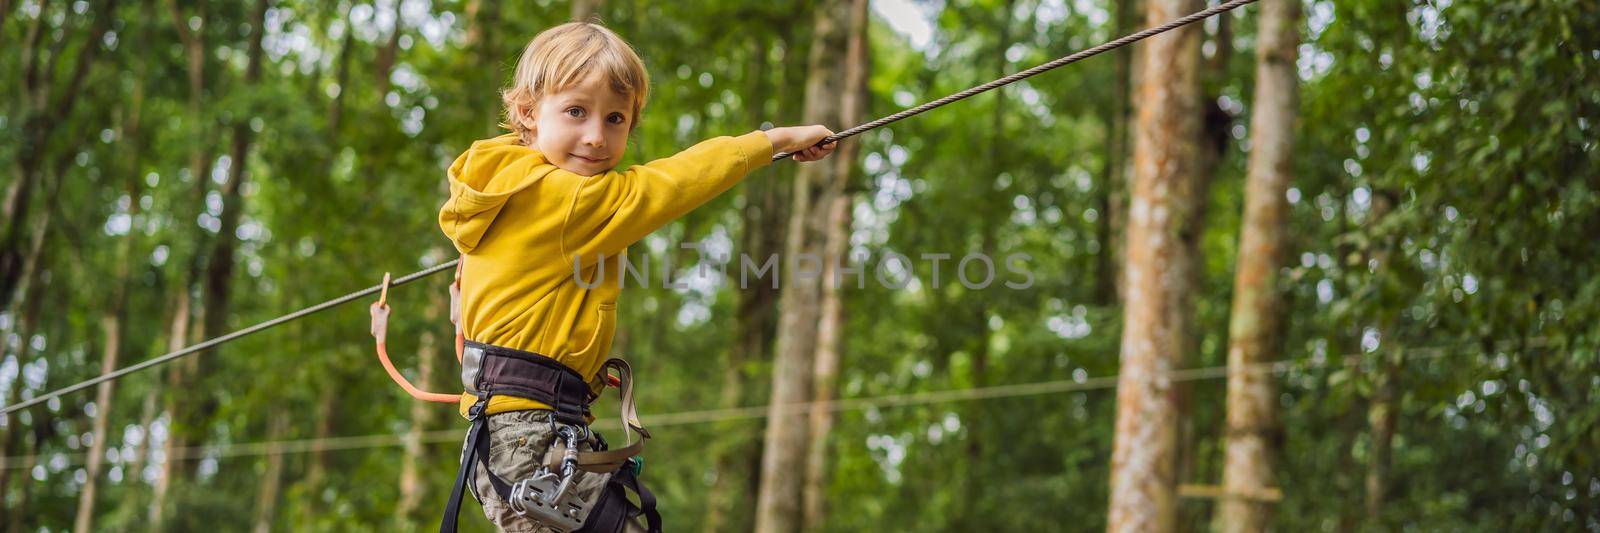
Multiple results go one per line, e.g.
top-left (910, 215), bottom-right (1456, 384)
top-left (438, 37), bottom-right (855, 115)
top-left (582, 122), bottom-right (606, 147)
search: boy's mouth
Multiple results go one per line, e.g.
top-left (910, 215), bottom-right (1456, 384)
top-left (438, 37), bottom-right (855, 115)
top-left (571, 154), bottom-right (608, 164)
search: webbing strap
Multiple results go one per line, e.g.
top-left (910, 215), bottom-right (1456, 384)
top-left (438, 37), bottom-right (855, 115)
top-left (472, 417), bottom-right (517, 500)
top-left (577, 482), bottom-right (630, 533)
top-left (441, 397), bottom-right (524, 533)
top-left (548, 359), bottom-right (649, 473)
top-left (439, 400), bottom-right (489, 533)
top-left (613, 467), bottom-right (662, 533)
top-left (572, 463), bottom-right (661, 533)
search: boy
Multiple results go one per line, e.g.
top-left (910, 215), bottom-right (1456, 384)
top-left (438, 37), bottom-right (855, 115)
top-left (437, 22), bottom-right (837, 533)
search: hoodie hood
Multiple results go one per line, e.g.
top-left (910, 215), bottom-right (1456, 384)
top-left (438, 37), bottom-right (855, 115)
top-left (439, 133), bottom-right (556, 253)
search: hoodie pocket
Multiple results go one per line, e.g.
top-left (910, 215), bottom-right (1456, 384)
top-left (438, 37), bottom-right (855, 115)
top-left (572, 302), bottom-right (617, 358)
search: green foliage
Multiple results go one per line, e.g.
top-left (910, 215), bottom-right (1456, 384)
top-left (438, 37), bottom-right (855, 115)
top-left (0, 0), bottom-right (1595, 531)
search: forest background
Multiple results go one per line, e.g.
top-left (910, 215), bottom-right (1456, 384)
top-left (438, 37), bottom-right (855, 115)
top-left (1, 0), bottom-right (1596, 531)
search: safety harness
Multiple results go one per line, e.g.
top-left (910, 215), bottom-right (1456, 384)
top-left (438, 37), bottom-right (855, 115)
top-left (369, 261), bottom-right (661, 533)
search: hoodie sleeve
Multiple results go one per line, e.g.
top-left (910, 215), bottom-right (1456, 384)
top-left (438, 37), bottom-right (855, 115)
top-left (560, 131), bottom-right (773, 260)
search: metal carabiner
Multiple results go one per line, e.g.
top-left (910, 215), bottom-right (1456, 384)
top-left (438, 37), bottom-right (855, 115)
top-left (554, 424), bottom-right (585, 494)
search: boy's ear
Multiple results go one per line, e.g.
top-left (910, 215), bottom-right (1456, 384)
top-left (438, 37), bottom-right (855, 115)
top-left (509, 101), bottom-right (535, 129)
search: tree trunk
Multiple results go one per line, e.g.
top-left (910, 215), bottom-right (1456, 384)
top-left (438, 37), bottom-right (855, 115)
top-left (126, 390), bottom-right (159, 493)
top-left (148, 2), bottom-right (215, 524)
top-left (1174, 7), bottom-right (1235, 527)
top-left (571, 0), bottom-right (602, 21)
top-left (800, 183), bottom-right (855, 532)
top-left (252, 412), bottom-right (289, 533)
top-left (300, 385), bottom-right (337, 524)
top-left (397, 284), bottom-right (448, 525)
top-left (801, 1), bottom-right (869, 528)
top-left (73, 70), bottom-right (146, 533)
top-left (1337, 164), bottom-right (1401, 518)
top-left (157, 0), bottom-right (267, 523)
top-left (1099, 0), bottom-right (1139, 307)
top-left (10, 414), bottom-right (58, 532)
top-left (0, 139), bottom-right (69, 523)
top-left (1362, 191), bottom-right (1403, 524)
top-left (169, 0), bottom-right (213, 196)
top-left (396, 330), bottom-right (438, 523)
top-left (147, 288), bottom-right (192, 528)
top-left (199, 0), bottom-right (268, 355)
top-left (953, 3), bottom-right (1016, 526)
top-left (464, 0), bottom-right (502, 136)
top-left (70, 229), bottom-right (130, 533)
top-left (0, 225), bottom-right (49, 528)
top-left (1365, 349), bottom-right (1401, 523)
top-left (328, 2), bottom-right (357, 138)
top-left (1105, 0), bottom-right (1206, 531)
top-left (0, 199), bottom-right (52, 437)
top-left (373, 0), bottom-right (407, 95)
top-left (0, 0), bottom-right (116, 312)
top-left (1218, 1), bottom-right (1299, 531)
top-left (704, 28), bottom-right (792, 533)
top-left (168, 0), bottom-right (217, 311)
top-left (754, 0), bottom-right (853, 530)
top-left (178, 0), bottom-right (267, 486)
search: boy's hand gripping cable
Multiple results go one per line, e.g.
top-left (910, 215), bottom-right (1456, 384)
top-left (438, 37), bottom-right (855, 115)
top-left (1, 0), bottom-right (1255, 418)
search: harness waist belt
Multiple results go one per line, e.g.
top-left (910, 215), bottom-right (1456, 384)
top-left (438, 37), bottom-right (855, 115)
top-left (460, 340), bottom-right (596, 425)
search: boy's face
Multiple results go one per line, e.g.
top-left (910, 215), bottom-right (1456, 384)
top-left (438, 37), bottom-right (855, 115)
top-left (530, 72), bottom-right (633, 177)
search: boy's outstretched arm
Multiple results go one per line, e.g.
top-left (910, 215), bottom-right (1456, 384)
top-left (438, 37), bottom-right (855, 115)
top-left (561, 126), bottom-right (836, 261)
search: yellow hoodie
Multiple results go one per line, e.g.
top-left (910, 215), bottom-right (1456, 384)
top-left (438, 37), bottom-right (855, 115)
top-left (439, 131), bottom-right (774, 418)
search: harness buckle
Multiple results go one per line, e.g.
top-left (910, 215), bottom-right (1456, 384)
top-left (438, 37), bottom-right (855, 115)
top-left (466, 397), bottom-right (488, 421)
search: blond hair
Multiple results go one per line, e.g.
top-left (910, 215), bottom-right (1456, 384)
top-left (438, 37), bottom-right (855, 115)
top-left (501, 22), bottom-right (650, 146)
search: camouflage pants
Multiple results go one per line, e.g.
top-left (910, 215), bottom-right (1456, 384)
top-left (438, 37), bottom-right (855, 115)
top-left (466, 410), bottom-right (648, 533)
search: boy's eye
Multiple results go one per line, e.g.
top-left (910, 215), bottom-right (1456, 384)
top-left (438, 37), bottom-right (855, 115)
top-left (607, 113), bottom-right (627, 125)
top-left (565, 107), bottom-right (585, 118)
